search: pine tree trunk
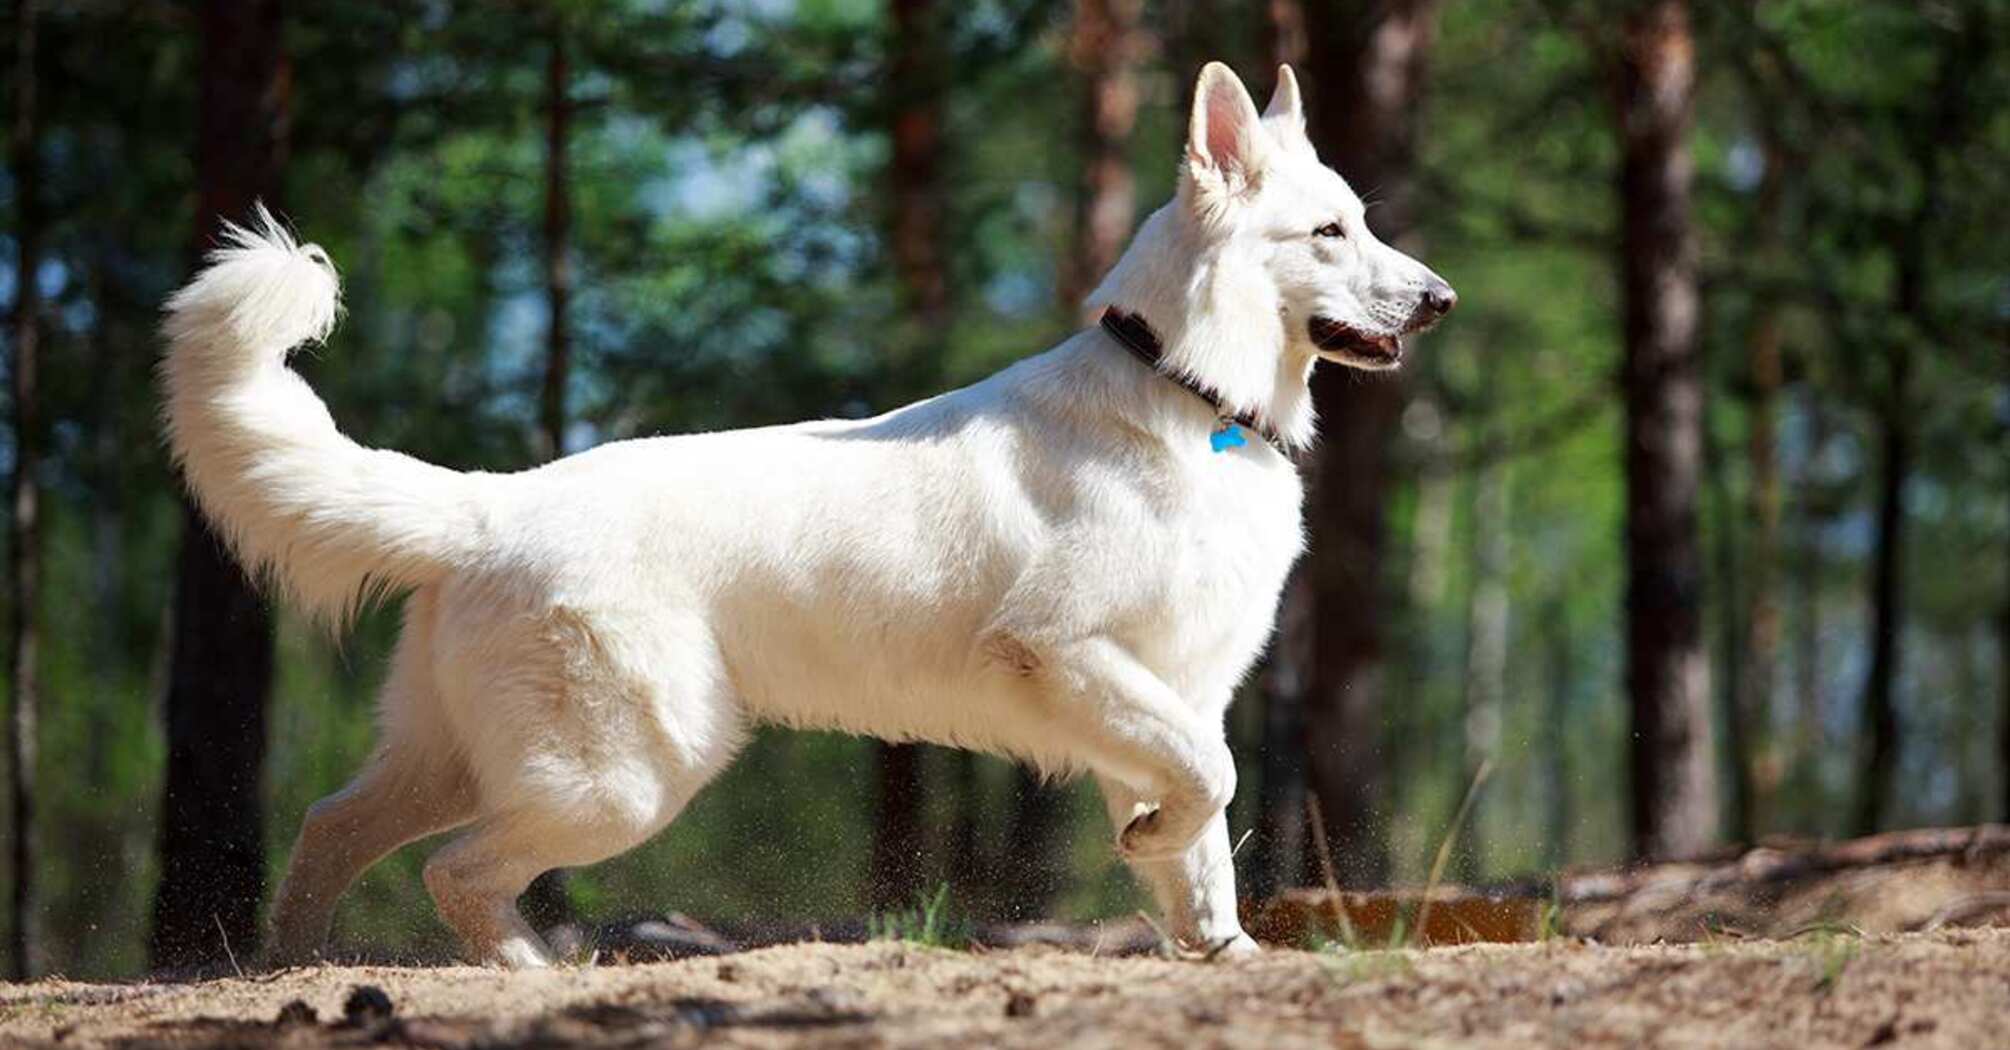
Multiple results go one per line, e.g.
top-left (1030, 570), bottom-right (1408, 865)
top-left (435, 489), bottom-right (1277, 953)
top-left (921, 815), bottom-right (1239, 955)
top-left (1459, 436), bottom-right (1510, 879)
top-left (1004, 767), bottom-right (1067, 917)
top-left (1380, 394), bottom-right (1451, 857)
top-left (1263, 0), bottom-right (1306, 75)
top-left (1853, 333), bottom-right (1912, 839)
top-left (1954, 630), bottom-right (1985, 824)
top-left (869, 742), bottom-right (926, 912)
top-left (1062, 0), bottom-right (1143, 315)
top-left (1250, 571), bottom-right (1309, 899)
top-left (538, 15), bottom-right (572, 462)
top-left (1789, 398), bottom-right (1830, 833)
top-left (1541, 598), bottom-right (1572, 871)
top-left (7, 0), bottom-right (43, 982)
top-left (946, 751), bottom-right (989, 907)
top-left (869, 0), bottom-right (950, 913)
top-left (521, 15), bottom-right (578, 939)
top-left (1707, 399), bottom-right (1744, 839)
top-left (1613, 0), bottom-right (1716, 861)
top-left (1730, 139), bottom-right (1788, 843)
top-left (1849, 26), bottom-right (1977, 832)
top-left (888, 0), bottom-right (947, 329)
top-left (1245, 1), bottom-right (1310, 901)
top-left (2000, 469), bottom-right (2010, 822)
top-left (150, 0), bottom-right (289, 974)
top-left (1295, 0), bottom-right (1438, 888)
top-left (1852, 16), bottom-right (1972, 832)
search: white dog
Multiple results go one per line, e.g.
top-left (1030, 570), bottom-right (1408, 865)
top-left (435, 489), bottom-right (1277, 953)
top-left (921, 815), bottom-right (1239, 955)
top-left (160, 62), bottom-right (1452, 968)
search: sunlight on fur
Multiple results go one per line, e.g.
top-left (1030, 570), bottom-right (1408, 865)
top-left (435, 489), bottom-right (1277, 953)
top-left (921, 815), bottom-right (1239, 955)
top-left (158, 63), bottom-right (1453, 970)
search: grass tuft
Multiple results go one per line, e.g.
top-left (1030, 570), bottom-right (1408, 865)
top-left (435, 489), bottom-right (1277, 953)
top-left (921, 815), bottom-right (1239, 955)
top-left (868, 883), bottom-right (970, 949)
top-left (1791, 923), bottom-right (1863, 995)
top-left (1321, 947), bottom-right (1416, 987)
top-left (1538, 886), bottom-right (1565, 943)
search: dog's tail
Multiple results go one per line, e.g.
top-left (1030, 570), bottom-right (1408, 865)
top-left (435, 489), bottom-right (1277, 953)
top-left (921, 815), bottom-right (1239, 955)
top-left (161, 206), bottom-right (499, 627)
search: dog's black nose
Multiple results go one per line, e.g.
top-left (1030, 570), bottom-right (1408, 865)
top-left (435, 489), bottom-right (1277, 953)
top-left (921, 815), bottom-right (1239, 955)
top-left (1423, 279), bottom-right (1457, 317)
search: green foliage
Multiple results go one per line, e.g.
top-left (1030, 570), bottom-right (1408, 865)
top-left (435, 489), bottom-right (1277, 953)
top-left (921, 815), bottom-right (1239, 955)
top-left (868, 883), bottom-right (970, 949)
top-left (1, 0), bottom-right (2005, 978)
top-left (1538, 888), bottom-right (1565, 943)
top-left (1795, 926), bottom-right (1864, 996)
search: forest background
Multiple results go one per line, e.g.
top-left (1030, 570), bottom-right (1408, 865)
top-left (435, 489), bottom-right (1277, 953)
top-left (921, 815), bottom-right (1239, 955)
top-left (1, 0), bottom-right (2006, 979)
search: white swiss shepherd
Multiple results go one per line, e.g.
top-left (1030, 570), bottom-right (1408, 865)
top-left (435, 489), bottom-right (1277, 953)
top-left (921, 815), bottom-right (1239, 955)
top-left (161, 62), bottom-right (1453, 968)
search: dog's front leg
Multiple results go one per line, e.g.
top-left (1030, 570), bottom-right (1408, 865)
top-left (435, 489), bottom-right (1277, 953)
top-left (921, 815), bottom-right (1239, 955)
top-left (1099, 775), bottom-right (1258, 958)
top-left (1028, 635), bottom-right (1235, 861)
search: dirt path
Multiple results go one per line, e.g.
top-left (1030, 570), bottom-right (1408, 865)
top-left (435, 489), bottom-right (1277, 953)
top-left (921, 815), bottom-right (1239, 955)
top-left (4, 928), bottom-right (2006, 1048)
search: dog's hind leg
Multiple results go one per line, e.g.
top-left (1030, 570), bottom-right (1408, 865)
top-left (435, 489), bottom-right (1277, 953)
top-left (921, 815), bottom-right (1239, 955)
top-left (422, 799), bottom-right (665, 968)
top-left (422, 609), bottom-right (748, 968)
top-left (265, 603), bottom-right (477, 966)
top-left (420, 732), bottom-right (739, 969)
top-left (265, 742), bottom-right (475, 967)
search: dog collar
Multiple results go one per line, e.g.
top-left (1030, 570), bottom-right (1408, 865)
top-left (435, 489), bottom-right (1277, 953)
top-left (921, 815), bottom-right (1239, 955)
top-left (1098, 307), bottom-right (1283, 453)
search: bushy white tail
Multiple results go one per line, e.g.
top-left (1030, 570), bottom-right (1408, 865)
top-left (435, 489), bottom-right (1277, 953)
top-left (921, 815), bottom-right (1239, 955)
top-left (161, 206), bottom-right (499, 626)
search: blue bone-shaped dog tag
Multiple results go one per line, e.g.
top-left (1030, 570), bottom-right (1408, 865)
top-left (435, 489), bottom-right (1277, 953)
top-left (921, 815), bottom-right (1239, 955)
top-left (1210, 421), bottom-right (1247, 453)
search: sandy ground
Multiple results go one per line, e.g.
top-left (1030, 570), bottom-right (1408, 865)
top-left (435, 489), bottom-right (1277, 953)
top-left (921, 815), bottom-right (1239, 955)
top-left (3, 928), bottom-right (2007, 1048)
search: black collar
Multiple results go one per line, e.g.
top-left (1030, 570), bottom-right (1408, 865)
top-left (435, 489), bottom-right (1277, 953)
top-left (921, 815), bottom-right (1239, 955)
top-left (1098, 307), bottom-right (1284, 451)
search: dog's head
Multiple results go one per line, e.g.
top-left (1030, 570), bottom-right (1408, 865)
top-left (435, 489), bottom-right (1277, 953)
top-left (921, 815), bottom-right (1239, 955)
top-left (1086, 63), bottom-right (1455, 448)
top-left (1179, 63), bottom-right (1454, 372)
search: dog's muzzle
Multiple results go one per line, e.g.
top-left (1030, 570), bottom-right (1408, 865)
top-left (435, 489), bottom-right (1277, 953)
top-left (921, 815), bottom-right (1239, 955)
top-left (1308, 316), bottom-right (1403, 367)
top-left (1309, 278), bottom-right (1457, 370)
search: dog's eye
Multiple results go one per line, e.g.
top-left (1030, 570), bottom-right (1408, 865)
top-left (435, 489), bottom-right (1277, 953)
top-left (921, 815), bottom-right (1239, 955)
top-left (1314, 222), bottom-right (1346, 239)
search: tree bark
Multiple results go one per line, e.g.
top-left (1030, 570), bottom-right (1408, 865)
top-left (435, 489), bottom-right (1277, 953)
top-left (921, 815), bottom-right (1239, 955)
top-left (1250, 571), bottom-right (1310, 898)
top-left (1459, 425), bottom-right (1510, 878)
top-left (868, 742), bottom-right (927, 912)
top-left (538, 14), bottom-right (573, 462)
top-left (1852, 301), bottom-right (1915, 838)
top-left (1788, 397), bottom-right (1829, 833)
top-left (1853, 10), bottom-right (1974, 834)
top-left (1853, 377), bottom-right (1907, 834)
top-left (1612, 0), bottom-right (1716, 861)
top-left (1706, 401), bottom-right (1744, 839)
top-left (1062, 0), bottom-right (1143, 315)
top-left (1245, 3), bottom-right (1310, 901)
top-left (1728, 132), bottom-right (1789, 844)
top-left (869, 0), bottom-right (950, 913)
top-left (1002, 766), bottom-right (1067, 917)
top-left (946, 751), bottom-right (991, 908)
top-left (888, 0), bottom-right (948, 329)
top-left (521, 14), bottom-right (578, 938)
top-left (1263, 0), bottom-right (1306, 76)
top-left (2001, 456), bottom-right (2010, 822)
top-left (151, 0), bottom-right (288, 975)
top-left (1295, 0), bottom-right (1438, 888)
top-left (7, 0), bottom-right (43, 982)
top-left (1541, 598), bottom-right (1572, 871)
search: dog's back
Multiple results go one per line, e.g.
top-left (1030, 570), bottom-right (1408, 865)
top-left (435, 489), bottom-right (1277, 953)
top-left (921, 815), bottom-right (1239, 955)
top-left (172, 61), bottom-right (1450, 970)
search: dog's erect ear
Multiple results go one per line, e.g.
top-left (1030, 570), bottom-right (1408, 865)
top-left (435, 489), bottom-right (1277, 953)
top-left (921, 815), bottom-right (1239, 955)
top-left (1186, 62), bottom-right (1269, 206)
top-left (1262, 64), bottom-right (1313, 155)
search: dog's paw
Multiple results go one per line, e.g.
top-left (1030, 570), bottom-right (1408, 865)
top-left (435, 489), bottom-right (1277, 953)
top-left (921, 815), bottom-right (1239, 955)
top-left (1200, 932), bottom-right (1260, 960)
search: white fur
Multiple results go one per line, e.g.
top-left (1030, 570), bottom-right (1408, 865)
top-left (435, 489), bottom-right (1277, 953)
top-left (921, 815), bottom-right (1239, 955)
top-left (161, 65), bottom-right (1450, 968)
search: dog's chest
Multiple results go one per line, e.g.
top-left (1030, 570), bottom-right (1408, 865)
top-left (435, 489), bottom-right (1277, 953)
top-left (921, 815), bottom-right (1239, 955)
top-left (1144, 452), bottom-right (1303, 662)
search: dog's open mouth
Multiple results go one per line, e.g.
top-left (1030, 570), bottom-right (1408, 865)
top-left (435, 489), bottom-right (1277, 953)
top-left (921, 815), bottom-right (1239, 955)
top-left (1308, 316), bottom-right (1403, 369)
